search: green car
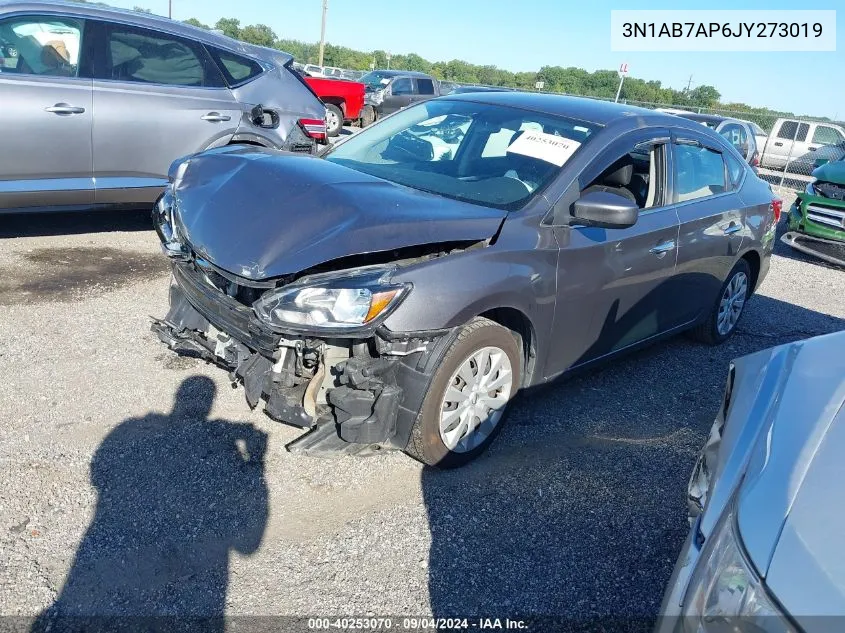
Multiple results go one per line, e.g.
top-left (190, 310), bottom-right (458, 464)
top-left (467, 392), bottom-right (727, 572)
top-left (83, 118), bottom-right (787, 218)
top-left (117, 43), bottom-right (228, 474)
top-left (782, 158), bottom-right (845, 267)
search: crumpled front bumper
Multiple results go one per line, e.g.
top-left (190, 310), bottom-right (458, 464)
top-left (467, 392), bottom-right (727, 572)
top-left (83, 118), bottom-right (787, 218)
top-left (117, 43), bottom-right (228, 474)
top-left (152, 263), bottom-right (451, 456)
top-left (781, 231), bottom-right (845, 267)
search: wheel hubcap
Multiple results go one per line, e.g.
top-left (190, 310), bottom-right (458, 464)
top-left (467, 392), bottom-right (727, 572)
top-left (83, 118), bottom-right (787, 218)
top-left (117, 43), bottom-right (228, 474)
top-left (326, 110), bottom-right (340, 131)
top-left (438, 346), bottom-right (514, 453)
top-left (717, 271), bottom-right (748, 335)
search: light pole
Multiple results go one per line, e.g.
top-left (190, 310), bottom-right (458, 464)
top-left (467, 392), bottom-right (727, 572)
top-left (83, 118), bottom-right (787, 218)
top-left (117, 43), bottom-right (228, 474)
top-left (318, 0), bottom-right (328, 67)
top-left (168, 0), bottom-right (171, 18)
top-left (386, 52), bottom-right (391, 69)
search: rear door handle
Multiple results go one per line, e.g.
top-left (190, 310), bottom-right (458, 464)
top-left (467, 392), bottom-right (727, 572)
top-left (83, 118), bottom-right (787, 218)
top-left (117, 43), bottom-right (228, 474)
top-left (45, 103), bottom-right (86, 115)
top-left (723, 223), bottom-right (742, 235)
top-left (808, 146), bottom-right (817, 151)
top-left (649, 240), bottom-right (676, 257)
top-left (774, 141), bottom-right (783, 147)
top-left (201, 112), bottom-right (232, 122)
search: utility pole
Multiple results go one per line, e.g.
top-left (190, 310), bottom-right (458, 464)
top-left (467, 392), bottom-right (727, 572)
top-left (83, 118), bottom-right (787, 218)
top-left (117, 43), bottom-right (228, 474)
top-left (168, 0), bottom-right (172, 18)
top-left (318, 0), bottom-right (328, 67)
top-left (685, 75), bottom-right (693, 92)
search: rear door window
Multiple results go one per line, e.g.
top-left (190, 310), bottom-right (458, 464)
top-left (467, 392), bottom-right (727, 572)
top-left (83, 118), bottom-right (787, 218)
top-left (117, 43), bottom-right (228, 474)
top-left (812, 125), bottom-right (844, 146)
top-left (0, 15), bottom-right (84, 77)
top-left (391, 77), bottom-right (413, 95)
top-left (207, 47), bottom-right (263, 87)
top-left (724, 152), bottom-right (745, 189)
top-left (673, 143), bottom-right (726, 203)
top-left (96, 23), bottom-right (225, 87)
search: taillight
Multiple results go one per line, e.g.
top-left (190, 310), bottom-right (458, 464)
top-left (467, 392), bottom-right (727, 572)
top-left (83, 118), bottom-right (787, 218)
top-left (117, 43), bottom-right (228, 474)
top-left (750, 152), bottom-right (760, 167)
top-left (298, 118), bottom-right (326, 142)
top-left (771, 198), bottom-right (783, 223)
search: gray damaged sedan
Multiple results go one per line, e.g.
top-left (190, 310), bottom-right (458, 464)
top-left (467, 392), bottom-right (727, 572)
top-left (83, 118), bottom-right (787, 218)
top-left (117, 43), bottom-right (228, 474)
top-left (657, 331), bottom-right (845, 633)
top-left (152, 93), bottom-right (779, 467)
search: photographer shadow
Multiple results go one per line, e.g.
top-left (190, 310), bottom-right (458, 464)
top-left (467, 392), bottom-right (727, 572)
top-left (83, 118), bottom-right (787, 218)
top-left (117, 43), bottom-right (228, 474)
top-left (32, 376), bottom-right (268, 633)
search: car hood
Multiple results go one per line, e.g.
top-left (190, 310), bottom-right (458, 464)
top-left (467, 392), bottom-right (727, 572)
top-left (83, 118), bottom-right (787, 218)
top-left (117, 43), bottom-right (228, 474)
top-left (812, 157), bottom-right (845, 183)
top-left (171, 146), bottom-right (506, 280)
top-left (734, 332), bottom-right (845, 619)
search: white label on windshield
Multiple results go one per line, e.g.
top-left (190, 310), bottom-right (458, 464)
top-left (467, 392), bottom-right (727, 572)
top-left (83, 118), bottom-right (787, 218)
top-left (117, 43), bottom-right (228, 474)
top-left (507, 132), bottom-right (581, 167)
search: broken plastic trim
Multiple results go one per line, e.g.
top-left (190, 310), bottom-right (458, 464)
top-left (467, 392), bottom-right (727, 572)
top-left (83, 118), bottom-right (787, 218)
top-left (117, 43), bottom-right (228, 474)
top-left (781, 231), bottom-right (845, 267)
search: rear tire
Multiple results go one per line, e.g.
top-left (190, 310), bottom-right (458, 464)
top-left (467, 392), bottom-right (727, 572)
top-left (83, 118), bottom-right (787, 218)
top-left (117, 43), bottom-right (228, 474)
top-left (325, 104), bottom-right (343, 137)
top-left (404, 318), bottom-right (521, 469)
top-left (689, 259), bottom-right (751, 345)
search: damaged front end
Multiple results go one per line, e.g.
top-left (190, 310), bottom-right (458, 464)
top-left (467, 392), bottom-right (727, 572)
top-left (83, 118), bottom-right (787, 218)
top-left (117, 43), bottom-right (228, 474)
top-left (152, 257), bottom-right (451, 456)
top-left (782, 166), bottom-right (845, 267)
top-left (150, 147), bottom-right (505, 456)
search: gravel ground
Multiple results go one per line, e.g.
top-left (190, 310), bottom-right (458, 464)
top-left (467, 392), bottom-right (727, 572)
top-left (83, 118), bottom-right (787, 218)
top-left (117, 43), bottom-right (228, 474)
top-left (0, 196), bottom-right (843, 631)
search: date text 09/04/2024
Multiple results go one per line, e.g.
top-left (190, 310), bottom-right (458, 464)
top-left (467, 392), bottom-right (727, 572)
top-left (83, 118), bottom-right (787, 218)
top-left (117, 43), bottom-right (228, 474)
top-left (307, 617), bottom-right (529, 630)
top-left (621, 22), bottom-right (823, 38)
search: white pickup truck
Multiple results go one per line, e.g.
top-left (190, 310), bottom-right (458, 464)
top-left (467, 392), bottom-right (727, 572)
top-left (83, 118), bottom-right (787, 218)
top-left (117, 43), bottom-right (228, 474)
top-left (759, 118), bottom-right (845, 173)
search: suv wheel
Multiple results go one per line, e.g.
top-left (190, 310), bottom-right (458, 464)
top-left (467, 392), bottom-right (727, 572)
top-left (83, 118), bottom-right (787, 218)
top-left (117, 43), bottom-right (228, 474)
top-left (404, 318), bottom-right (521, 468)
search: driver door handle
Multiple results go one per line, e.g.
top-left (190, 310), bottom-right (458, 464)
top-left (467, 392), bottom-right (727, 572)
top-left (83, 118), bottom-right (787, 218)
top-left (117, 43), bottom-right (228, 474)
top-left (201, 112), bottom-right (231, 122)
top-left (45, 103), bottom-right (86, 115)
top-left (649, 240), bottom-right (676, 257)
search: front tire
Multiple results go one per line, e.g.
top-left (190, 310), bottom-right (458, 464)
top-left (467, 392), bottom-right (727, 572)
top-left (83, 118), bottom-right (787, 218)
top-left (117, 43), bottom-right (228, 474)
top-left (325, 104), bottom-right (343, 137)
top-left (689, 259), bottom-right (751, 345)
top-left (404, 318), bottom-right (521, 468)
top-left (359, 105), bottom-right (375, 128)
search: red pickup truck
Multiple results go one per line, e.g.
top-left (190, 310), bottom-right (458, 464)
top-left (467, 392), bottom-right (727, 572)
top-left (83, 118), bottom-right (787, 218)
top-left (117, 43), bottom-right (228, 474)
top-left (302, 76), bottom-right (375, 137)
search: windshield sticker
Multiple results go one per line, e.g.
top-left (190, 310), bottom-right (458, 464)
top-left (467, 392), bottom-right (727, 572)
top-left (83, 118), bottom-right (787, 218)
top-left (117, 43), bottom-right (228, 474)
top-left (380, 78), bottom-right (391, 85)
top-left (507, 132), bottom-right (581, 167)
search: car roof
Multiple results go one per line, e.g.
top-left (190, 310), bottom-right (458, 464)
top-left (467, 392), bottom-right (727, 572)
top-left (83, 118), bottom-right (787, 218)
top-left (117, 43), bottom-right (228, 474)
top-left (442, 91), bottom-right (680, 127)
top-left (675, 112), bottom-right (732, 124)
top-left (0, 0), bottom-right (292, 63)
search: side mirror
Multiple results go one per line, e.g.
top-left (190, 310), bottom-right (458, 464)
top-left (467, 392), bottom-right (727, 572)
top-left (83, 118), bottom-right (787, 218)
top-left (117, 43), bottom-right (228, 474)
top-left (572, 191), bottom-right (639, 229)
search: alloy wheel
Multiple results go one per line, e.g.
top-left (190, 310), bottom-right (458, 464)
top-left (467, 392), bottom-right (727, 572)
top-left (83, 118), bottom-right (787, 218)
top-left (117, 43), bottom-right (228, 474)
top-left (717, 271), bottom-right (748, 335)
top-left (325, 109), bottom-right (341, 134)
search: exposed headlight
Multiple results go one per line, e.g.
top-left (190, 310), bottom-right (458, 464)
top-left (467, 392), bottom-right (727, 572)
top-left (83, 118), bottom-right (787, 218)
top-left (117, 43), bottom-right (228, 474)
top-left (680, 503), bottom-right (795, 633)
top-left (253, 268), bottom-right (410, 331)
top-left (152, 190), bottom-right (189, 260)
top-left (805, 181), bottom-right (815, 196)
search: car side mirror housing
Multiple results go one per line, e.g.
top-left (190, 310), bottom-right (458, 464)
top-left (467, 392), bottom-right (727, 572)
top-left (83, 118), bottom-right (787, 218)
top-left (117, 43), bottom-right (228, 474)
top-left (571, 191), bottom-right (639, 229)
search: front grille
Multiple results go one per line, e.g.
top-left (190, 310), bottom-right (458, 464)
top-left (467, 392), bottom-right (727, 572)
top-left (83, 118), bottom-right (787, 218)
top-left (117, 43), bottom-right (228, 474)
top-left (806, 204), bottom-right (845, 229)
top-left (815, 181), bottom-right (845, 201)
top-left (173, 263), bottom-right (279, 356)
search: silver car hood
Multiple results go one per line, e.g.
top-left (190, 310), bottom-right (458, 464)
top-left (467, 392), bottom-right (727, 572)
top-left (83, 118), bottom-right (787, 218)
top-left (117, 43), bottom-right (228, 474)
top-left (734, 332), bottom-right (845, 617)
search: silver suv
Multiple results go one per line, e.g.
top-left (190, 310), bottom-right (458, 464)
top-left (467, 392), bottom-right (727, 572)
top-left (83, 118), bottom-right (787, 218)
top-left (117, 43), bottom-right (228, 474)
top-left (0, 0), bottom-right (327, 213)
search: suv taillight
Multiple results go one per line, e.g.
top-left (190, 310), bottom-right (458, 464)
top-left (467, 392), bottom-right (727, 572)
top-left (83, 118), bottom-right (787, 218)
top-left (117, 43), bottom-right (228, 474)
top-left (750, 152), bottom-right (760, 167)
top-left (298, 118), bottom-right (326, 142)
top-left (771, 198), bottom-right (783, 223)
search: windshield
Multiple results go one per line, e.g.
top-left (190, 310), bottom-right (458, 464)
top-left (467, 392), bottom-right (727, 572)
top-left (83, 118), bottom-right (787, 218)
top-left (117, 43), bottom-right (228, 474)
top-left (325, 99), bottom-right (598, 210)
top-left (360, 71), bottom-right (394, 89)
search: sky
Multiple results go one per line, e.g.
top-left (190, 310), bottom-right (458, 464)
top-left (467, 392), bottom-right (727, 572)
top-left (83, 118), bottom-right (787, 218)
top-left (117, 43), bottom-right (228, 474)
top-left (104, 0), bottom-right (843, 119)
